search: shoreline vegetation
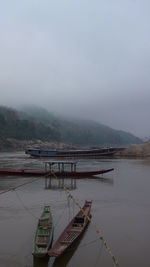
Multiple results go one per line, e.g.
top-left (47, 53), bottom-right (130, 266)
top-left (116, 141), bottom-right (150, 158)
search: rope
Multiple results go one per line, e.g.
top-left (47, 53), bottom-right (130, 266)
top-left (14, 190), bottom-right (38, 219)
top-left (0, 177), bottom-right (40, 195)
top-left (67, 194), bottom-right (71, 222)
top-left (48, 170), bottom-right (119, 267)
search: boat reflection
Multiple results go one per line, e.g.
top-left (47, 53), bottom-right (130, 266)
top-left (94, 176), bottom-right (114, 185)
top-left (33, 256), bottom-right (49, 267)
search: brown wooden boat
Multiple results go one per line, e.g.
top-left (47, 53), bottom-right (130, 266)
top-left (0, 168), bottom-right (46, 177)
top-left (0, 168), bottom-right (114, 177)
top-left (48, 200), bottom-right (92, 257)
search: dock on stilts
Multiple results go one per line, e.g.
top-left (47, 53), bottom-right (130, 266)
top-left (44, 161), bottom-right (77, 190)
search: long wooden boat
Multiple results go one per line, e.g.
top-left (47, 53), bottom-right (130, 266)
top-left (33, 205), bottom-right (54, 258)
top-left (0, 167), bottom-right (114, 177)
top-left (48, 200), bottom-right (92, 257)
top-left (25, 147), bottom-right (117, 158)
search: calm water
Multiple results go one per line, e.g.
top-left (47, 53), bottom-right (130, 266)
top-left (0, 152), bottom-right (150, 267)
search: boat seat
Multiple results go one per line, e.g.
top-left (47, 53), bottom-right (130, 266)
top-left (72, 223), bottom-right (84, 227)
top-left (37, 236), bottom-right (48, 246)
top-left (37, 242), bottom-right (47, 247)
top-left (39, 219), bottom-right (50, 227)
top-left (38, 233), bottom-right (49, 237)
top-left (73, 216), bottom-right (84, 225)
top-left (61, 232), bottom-right (78, 243)
top-left (68, 229), bottom-right (81, 232)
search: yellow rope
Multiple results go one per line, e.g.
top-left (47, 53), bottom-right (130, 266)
top-left (48, 171), bottom-right (119, 267)
top-left (0, 177), bottom-right (40, 195)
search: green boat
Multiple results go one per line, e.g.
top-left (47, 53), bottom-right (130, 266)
top-left (33, 205), bottom-right (54, 257)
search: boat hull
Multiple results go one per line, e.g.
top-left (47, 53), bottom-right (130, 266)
top-left (0, 168), bottom-right (114, 177)
top-left (25, 148), bottom-right (117, 158)
top-left (48, 201), bottom-right (92, 257)
top-left (33, 206), bottom-right (54, 258)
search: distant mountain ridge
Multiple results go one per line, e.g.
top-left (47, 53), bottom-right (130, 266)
top-left (0, 105), bottom-right (142, 147)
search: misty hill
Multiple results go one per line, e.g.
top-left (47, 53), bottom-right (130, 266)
top-left (0, 106), bottom-right (142, 148)
top-left (21, 106), bottom-right (59, 126)
top-left (21, 106), bottom-right (142, 146)
top-left (0, 106), bottom-right (60, 141)
top-left (59, 119), bottom-right (142, 146)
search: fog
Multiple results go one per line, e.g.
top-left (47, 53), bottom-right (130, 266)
top-left (0, 0), bottom-right (150, 137)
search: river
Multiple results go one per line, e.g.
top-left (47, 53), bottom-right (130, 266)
top-left (0, 152), bottom-right (150, 267)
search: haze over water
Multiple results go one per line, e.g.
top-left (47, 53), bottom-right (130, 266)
top-left (0, 152), bottom-right (150, 267)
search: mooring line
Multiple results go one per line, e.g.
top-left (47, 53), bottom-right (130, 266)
top-left (0, 177), bottom-right (40, 195)
top-left (49, 170), bottom-right (119, 267)
top-left (14, 190), bottom-right (38, 219)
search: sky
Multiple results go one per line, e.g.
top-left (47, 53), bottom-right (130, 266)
top-left (0, 0), bottom-right (150, 137)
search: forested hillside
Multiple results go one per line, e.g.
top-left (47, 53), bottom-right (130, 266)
top-left (21, 106), bottom-right (142, 146)
top-left (0, 106), bottom-right (142, 148)
top-left (59, 119), bottom-right (142, 146)
top-left (0, 106), bottom-right (60, 141)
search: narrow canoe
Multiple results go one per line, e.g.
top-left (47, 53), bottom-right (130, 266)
top-left (48, 200), bottom-right (92, 257)
top-left (33, 205), bottom-right (54, 258)
top-left (0, 168), bottom-right (114, 177)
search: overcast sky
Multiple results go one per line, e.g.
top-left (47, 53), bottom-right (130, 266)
top-left (0, 0), bottom-right (150, 137)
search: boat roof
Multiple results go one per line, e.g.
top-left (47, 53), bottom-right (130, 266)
top-left (26, 148), bottom-right (57, 151)
top-left (26, 147), bottom-right (114, 152)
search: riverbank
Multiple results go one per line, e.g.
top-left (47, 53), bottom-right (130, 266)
top-left (117, 141), bottom-right (150, 158)
top-left (1, 138), bottom-right (150, 158)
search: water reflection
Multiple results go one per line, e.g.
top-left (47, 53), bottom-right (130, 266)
top-left (45, 178), bottom-right (77, 190)
top-left (94, 176), bottom-right (114, 185)
top-left (33, 256), bottom-right (49, 267)
top-left (44, 176), bottom-right (113, 191)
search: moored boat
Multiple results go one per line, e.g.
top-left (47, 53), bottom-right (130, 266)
top-left (25, 147), bottom-right (117, 158)
top-left (33, 205), bottom-right (54, 258)
top-left (48, 200), bottom-right (92, 257)
top-left (0, 167), bottom-right (114, 177)
top-left (0, 157), bottom-right (114, 178)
